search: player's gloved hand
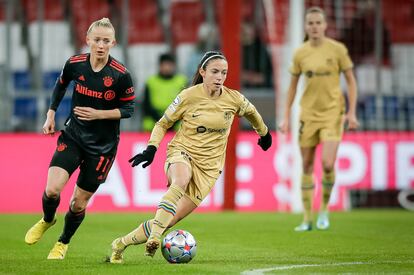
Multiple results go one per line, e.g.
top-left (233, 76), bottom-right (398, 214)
top-left (129, 145), bottom-right (157, 168)
top-left (257, 131), bottom-right (272, 151)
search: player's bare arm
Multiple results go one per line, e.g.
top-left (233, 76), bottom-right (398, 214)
top-left (343, 69), bottom-right (359, 130)
top-left (279, 75), bottom-right (300, 134)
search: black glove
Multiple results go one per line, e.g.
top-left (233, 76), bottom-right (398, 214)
top-left (257, 131), bottom-right (272, 151)
top-left (129, 145), bottom-right (157, 168)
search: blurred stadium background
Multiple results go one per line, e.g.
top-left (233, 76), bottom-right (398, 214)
top-left (0, 0), bottom-right (413, 213)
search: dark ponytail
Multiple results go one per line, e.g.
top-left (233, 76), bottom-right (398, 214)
top-left (191, 51), bottom-right (226, 86)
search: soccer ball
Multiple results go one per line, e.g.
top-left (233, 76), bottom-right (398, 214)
top-left (161, 229), bottom-right (197, 263)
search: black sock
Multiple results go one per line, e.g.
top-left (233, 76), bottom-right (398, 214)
top-left (58, 208), bottom-right (85, 244)
top-left (42, 191), bottom-right (60, 223)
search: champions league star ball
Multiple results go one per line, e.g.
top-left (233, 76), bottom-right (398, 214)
top-left (161, 229), bottom-right (197, 263)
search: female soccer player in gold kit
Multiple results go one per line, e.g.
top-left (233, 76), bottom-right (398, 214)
top-left (108, 51), bottom-right (272, 263)
top-left (279, 7), bottom-right (359, 231)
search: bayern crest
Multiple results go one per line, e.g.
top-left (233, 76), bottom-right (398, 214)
top-left (103, 76), bottom-right (114, 87)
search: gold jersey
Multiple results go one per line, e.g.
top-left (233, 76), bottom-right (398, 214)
top-left (290, 38), bottom-right (353, 121)
top-left (148, 84), bottom-right (268, 176)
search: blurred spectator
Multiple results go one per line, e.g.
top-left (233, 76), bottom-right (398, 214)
top-left (185, 23), bottom-right (219, 80)
top-left (341, 0), bottom-right (391, 66)
top-left (241, 21), bottom-right (273, 88)
top-left (142, 53), bottom-right (187, 131)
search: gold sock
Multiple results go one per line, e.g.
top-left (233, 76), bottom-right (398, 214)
top-left (149, 184), bottom-right (185, 241)
top-left (301, 174), bottom-right (314, 223)
top-left (322, 171), bottom-right (335, 211)
top-left (121, 219), bottom-right (154, 246)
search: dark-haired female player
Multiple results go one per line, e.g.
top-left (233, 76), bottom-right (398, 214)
top-left (108, 51), bottom-right (272, 263)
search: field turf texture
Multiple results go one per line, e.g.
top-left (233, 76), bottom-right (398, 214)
top-left (0, 210), bottom-right (413, 274)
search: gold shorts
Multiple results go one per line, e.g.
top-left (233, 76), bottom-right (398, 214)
top-left (298, 116), bottom-right (345, 147)
top-left (164, 149), bottom-right (219, 206)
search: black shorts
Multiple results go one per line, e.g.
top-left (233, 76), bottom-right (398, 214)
top-left (49, 131), bottom-right (116, 193)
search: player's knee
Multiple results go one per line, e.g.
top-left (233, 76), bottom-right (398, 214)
top-left (70, 204), bottom-right (85, 213)
top-left (44, 188), bottom-right (60, 199)
top-left (302, 164), bottom-right (314, 174)
top-left (70, 199), bottom-right (87, 213)
top-left (322, 161), bottom-right (335, 173)
top-left (302, 160), bottom-right (314, 173)
top-left (170, 178), bottom-right (190, 190)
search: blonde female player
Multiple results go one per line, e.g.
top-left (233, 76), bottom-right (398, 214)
top-left (24, 18), bottom-right (135, 259)
top-left (108, 51), bottom-right (272, 263)
top-left (279, 7), bottom-right (359, 231)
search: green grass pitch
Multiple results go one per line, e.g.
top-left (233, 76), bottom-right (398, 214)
top-left (1, 210), bottom-right (413, 274)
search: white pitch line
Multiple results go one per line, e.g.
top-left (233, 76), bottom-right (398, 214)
top-left (241, 260), bottom-right (414, 275)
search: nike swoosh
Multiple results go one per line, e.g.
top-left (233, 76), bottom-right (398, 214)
top-left (192, 114), bottom-right (201, 118)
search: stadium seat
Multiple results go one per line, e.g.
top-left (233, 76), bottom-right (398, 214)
top-left (14, 98), bottom-right (37, 118)
top-left (1, 23), bottom-right (29, 71)
top-left (361, 95), bottom-right (377, 130)
top-left (356, 98), bottom-right (367, 130)
top-left (383, 95), bottom-right (399, 121)
top-left (391, 44), bottom-right (414, 93)
top-left (13, 96), bottom-right (71, 128)
top-left (0, 24), bottom-right (3, 65)
top-left (360, 95), bottom-right (406, 130)
top-left (126, 0), bottom-right (163, 43)
top-left (14, 71), bottom-right (65, 91)
top-left (341, 0), bottom-right (358, 27)
top-left (382, 95), bottom-right (404, 130)
top-left (356, 65), bottom-right (376, 94)
top-left (22, 0), bottom-right (64, 22)
top-left (43, 71), bottom-right (60, 90)
top-left (69, 0), bottom-right (110, 48)
top-left (170, 1), bottom-right (204, 44)
top-left (262, 0), bottom-right (289, 44)
top-left (13, 71), bottom-right (31, 91)
top-left (46, 97), bottom-right (72, 120)
top-left (0, 1), bottom-right (4, 21)
top-left (28, 22), bottom-right (75, 71)
top-left (383, 0), bottom-right (414, 43)
top-left (405, 96), bottom-right (414, 130)
top-left (356, 65), bottom-right (393, 95)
